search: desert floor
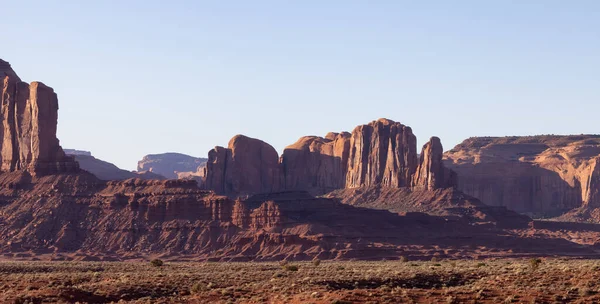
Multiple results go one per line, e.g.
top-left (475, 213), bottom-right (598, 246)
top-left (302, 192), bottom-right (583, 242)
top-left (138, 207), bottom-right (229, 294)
top-left (2, 258), bottom-right (600, 303)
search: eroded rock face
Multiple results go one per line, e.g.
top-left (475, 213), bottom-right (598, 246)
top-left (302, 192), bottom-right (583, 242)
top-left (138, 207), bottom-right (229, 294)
top-left (413, 137), bottom-right (457, 190)
top-left (203, 135), bottom-right (281, 195)
top-left (444, 136), bottom-right (600, 216)
top-left (0, 60), bottom-right (78, 176)
top-left (281, 132), bottom-right (351, 192)
top-left (345, 119), bottom-right (419, 188)
top-left (205, 119), bottom-right (455, 195)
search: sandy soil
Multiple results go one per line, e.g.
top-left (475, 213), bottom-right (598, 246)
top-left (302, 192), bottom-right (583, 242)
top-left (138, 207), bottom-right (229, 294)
top-left (2, 258), bottom-right (600, 303)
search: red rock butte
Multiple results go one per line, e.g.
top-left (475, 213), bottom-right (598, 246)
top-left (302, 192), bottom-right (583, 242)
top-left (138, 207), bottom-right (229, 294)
top-left (0, 59), bottom-right (79, 176)
top-left (202, 118), bottom-right (456, 195)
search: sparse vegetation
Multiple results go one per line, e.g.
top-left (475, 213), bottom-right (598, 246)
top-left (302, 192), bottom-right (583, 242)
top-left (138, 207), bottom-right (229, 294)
top-left (0, 259), bottom-right (599, 303)
top-left (150, 259), bottom-right (164, 267)
top-left (529, 258), bottom-right (542, 271)
top-left (284, 265), bottom-right (299, 272)
top-left (400, 256), bottom-right (409, 262)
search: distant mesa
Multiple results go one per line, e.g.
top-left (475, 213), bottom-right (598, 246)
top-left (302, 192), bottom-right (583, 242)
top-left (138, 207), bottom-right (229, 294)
top-left (137, 152), bottom-right (207, 180)
top-left (65, 149), bottom-right (165, 180)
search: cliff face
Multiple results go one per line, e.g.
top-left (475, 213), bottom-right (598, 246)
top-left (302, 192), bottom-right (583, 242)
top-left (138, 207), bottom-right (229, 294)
top-left (203, 135), bottom-right (281, 195)
top-left (444, 136), bottom-right (600, 216)
top-left (204, 119), bottom-right (456, 195)
top-left (0, 60), bottom-right (78, 176)
top-left (413, 137), bottom-right (457, 190)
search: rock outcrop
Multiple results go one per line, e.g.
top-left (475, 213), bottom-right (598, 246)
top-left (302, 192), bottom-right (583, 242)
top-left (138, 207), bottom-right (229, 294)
top-left (413, 137), bottom-right (457, 190)
top-left (444, 135), bottom-right (600, 216)
top-left (0, 59), bottom-right (78, 176)
top-left (204, 119), bottom-right (456, 195)
top-left (137, 152), bottom-right (207, 179)
top-left (203, 135), bottom-right (281, 195)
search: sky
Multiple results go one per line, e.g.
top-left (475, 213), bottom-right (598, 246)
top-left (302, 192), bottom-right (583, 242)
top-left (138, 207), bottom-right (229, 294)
top-left (2, 1), bottom-right (599, 170)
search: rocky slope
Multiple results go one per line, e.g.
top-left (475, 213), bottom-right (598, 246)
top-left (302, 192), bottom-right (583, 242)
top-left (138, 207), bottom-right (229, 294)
top-left (0, 60), bottom-right (78, 175)
top-left (204, 119), bottom-right (456, 196)
top-left (1, 171), bottom-right (597, 261)
top-left (137, 153), bottom-right (207, 179)
top-left (444, 135), bottom-right (600, 217)
top-left (65, 149), bottom-right (165, 181)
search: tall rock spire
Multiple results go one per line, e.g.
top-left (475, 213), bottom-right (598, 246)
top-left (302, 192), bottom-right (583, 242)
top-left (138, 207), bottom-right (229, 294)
top-left (0, 59), bottom-right (79, 175)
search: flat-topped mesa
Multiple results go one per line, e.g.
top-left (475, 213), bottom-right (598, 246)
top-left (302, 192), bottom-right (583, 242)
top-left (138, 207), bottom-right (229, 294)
top-left (0, 60), bottom-right (79, 176)
top-left (203, 135), bottom-right (281, 195)
top-left (204, 118), bottom-right (456, 195)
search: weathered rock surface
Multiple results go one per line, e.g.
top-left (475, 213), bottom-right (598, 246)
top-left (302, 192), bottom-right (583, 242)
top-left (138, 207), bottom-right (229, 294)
top-left (413, 137), bottom-right (457, 190)
top-left (203, 135), bottom-right (281, 195)
top-left (205, 119), bottom-right (456, 195)
top-left (137, 152), bottom-right (207, 179)
top-left (65, 149), bottom-right (165, 181)
top-left (0, 59), bottom-right (78, 175)
top-left (444, 136), bottom-right (600, 217)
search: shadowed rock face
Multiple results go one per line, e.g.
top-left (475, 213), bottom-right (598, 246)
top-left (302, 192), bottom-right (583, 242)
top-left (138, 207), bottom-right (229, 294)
top-left (0, 60), bottom-right (78, 176)
top-left (204, 119), bottom-right (456, 195)
top-left (413, 137), bottom-right (457, 190)
top-left (444, 136), bottom-right (600, 216)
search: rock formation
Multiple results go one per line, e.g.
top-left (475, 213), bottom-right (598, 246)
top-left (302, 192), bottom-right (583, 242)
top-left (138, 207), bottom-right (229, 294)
top-left (203, 135), bottom-right (282, 195)
top-left (444, 135), bottom-right (600, 216)
top-left (137, 152), bottom-right (207, 179)
top-left (412, 137), bottom-right (457, 190)
top-left (65, 149), bottom-right (165, 180)
top-left (0, 59), bottom-right (78, 176)
top-left (204, 119), bottom-right (456, 195)
top-left (280, 132), bottom-right (351, 192)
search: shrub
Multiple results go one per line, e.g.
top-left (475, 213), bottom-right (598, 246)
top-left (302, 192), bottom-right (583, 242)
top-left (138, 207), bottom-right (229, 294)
top-left (529, 258), bottom-right (542, 271)
top-left (284, 265), bottom-right (299, 272)
top-left (476, 262), bottom-right (486, 268)
top-left (190, 283), bottom-right (203, 294)
top-left (150, 259), bottom-right (164, 267)
top-left (431, 257), bottom-right (439, 263)
top-left (400, 256), bottom-right (409, 263)
top-left (312, 259), bottom-right (321, 266)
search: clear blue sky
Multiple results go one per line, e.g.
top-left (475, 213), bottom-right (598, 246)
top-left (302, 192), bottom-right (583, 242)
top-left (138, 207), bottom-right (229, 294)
top-left (2, 1), bottom-right (599, 170)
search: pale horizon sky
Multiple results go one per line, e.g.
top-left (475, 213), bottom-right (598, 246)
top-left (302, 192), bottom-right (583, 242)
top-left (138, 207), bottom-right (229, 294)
top-left (2, 1), bottom-right (599, 170)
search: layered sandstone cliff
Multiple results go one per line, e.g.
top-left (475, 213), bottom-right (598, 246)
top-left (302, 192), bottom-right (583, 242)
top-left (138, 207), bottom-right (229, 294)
top-left (444, 136), bottom-right (600, 216)
top-left (204, 119), bottom-right (455, 195)
top-left (0, 59), bottom-right (78, 176)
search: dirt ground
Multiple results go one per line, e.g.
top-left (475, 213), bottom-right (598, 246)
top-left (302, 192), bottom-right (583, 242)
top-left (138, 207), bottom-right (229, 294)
top-left (2, 258), bottom-right (600, 303)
